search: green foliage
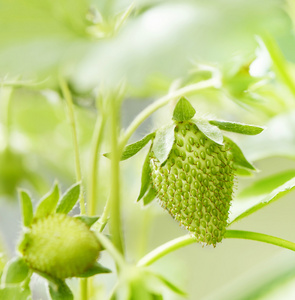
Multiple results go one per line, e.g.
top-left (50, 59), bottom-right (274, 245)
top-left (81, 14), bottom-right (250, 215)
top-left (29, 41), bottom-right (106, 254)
top-left (209, 120), bottom-right (264, 135)
top-left (48, 280), bottom-right (73, 300)
top-left (19, 190), bottom-right (33, 228)
top-left (172, 97), bottom-right (196, 121)
top-left (74, 215), bottom-right (100, 227)
top-left (191, 118), bottom-right (224, 145)
top-left (152, 123), bottom-right (176, 164)
top-left (229, 171), bottom-right (295, 224)
top-left (1, 1), bottom-right (295, 299)
top-left (34, 182), bottom-right (60, 219)
top-left (55, 183), bottom-right (81, 214)
top-left (1, 257), bottom-right (29, 284)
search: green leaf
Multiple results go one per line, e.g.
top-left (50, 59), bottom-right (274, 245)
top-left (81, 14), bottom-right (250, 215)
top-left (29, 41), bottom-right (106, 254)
top-left (209, 120), bottom-right (264, 135)
top-left (34, 181), bottom-right (60, 219)
top-left (104, 132), bottom-right (155, 161)
top-left (224, 137), bottom-right (256, 171)
top-left (76, 262), bottom-right (112, 277)
top-left (1, 257), bottom-right (29, 284)
top-left (19, 190), bottom-right (33, 227)
top-left (137, 151), bottom-right (152, 201)
top-left (0, 286), bottom-right (31, 300)
top-left (229, 174), bottom-right (295, 224)
top-left (48, 280), bottom-right (73, 300)
top-left (155, 274), bottom-right (187, 296)
top-left (152, 123), bottom-right (176, 164)
top-left (142, 186), bottom-right (157, 206)
top-left (74, 215), bottom-right (99, 227)
top-left (192, 119), bottom-right (223, 145)
top-left (238, 170), bottom-right (295, 200)
top-left (56, 183), bottom-right (81, 214)
top-left (172, 97), bottom-right (196, 122)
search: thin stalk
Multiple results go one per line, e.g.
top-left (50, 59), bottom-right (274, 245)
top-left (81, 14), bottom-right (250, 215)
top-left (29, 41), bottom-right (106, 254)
top-left (109, 93), bottom-right (124, 254)
top-left (59, 77), bottom-right (85, 214)
top-left (137, 235), bottom-right (196, 267)
top-left (119, 78), bottom-right (218, 150)
top-left (137, 230), bottom-right (295, 267)
top-left (87, 113), bottom-right (107, 216)
top-left (96, 195), bottom-right (112, 232)
top-left (96, 233), bottom-right (126, 269)
top-left (59, 77), bottom-right (87, 300)
top-left (225, 230), bottom-right (295, 251)
top-left (263, 35), bottom-right (295, 98)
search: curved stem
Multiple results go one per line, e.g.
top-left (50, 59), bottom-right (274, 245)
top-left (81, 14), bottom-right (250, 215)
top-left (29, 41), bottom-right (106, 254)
top-left (96, 233), bottom-right (126, 269)
top-left (137, 230), bottom-right (295, 267)
top-left (225, 230), bottom-right (295, 251)
top-left (137, 235), bottom-right (196, 267)
top-left (119, 78), bottom-right (218, 150)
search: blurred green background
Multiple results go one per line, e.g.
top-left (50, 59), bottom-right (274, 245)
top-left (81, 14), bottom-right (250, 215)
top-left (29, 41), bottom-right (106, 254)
top-left (1, 0), bottom-right (295, 299)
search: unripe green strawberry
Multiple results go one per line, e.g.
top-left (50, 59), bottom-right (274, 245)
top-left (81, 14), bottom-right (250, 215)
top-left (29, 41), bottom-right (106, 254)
top-left (150, 121), bottom-right (235, 246)
top-left (18, 214), bottom-right (101, 279)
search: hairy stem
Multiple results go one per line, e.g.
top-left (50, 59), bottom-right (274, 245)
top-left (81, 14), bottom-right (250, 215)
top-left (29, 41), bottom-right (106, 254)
top-left (137, 230), bottom-right (295, 267)
top-left (119, 78), bottom-right (218, 150)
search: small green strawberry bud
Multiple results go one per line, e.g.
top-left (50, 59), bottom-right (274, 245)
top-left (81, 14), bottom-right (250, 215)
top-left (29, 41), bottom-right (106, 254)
top-left (18, 214), bottom-right (101, 279)
top-left (150, 121), bottom-right (235, 246)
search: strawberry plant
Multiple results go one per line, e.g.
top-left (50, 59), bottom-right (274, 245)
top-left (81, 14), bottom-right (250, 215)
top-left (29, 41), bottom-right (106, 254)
top-left (1, 1), bottom-right (295, 300)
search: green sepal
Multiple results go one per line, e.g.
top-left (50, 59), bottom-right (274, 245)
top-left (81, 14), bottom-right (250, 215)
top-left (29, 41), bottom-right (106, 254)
top-left (224, 137), bottom-right (256, 171)
top-left (137, 150), bottom-right (152, 201)
top-left (74, 215), bottom-right (99, 227)
top-left (48, 279), bottom-right (73, 300)
top-left (104, 132), bottom-right (155, 161)
top-left (56, 182), bottom-right (81, 214)
top-left (142, 186), bottom-right (157, 206)
top-left (172, 97), bottom-right (196, 122)
top-left (76, 262), bottom-right (111, 278)
top-left (152, 123), bottom-right (176, 165)
top-left (1, 257), bottom-right (30, 285)
top-left (192, 118), bottom-right (223, 145)
top-left (209, 120), bottom-right (264, 135)
top-left (0, 286), bottom-right (31, 300)
top-left (19, 190), bottom-right (33, 228)
top-left (34, 181), bottom-right (60, 219)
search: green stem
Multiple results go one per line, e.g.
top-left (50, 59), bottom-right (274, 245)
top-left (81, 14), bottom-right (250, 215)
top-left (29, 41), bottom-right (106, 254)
top-left (59, 77), bottom-right (87, 300)
top-left (59, 77), bottom-right (86, 215)
top-left (109, 94), bottom-right (124, 254)
top-left (137, 230), bottom-right (295, 267)
top-left (119, 78), bottom-right (218, 150)
top-left (137, 235), bottom-right (196, 267)
top-left (96, 196), bottom-right (112, 232)
top-left (263, 34), bottom-right (295, 98)
top-left (225, 230), bottom-right (295, 251)
top-left (80, 279), bottom-right (88, 300)
top-left (87, 112), bottom-right (107, 216)
top-left (96, 233), bottom-right (126, 269)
